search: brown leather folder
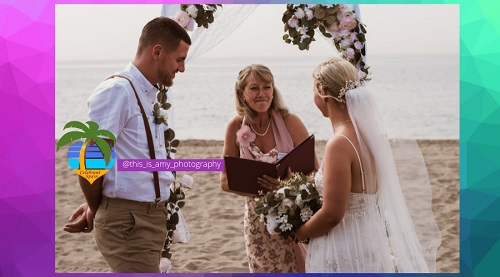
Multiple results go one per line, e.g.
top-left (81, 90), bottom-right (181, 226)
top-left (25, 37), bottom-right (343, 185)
top-left (224, 134), bottom-right (315, 195)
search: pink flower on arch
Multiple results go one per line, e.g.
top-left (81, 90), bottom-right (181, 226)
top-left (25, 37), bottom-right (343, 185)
top-left (339, 17), bottom-right (358, 31)
top-left (236, 125), bottom-right (256, 147)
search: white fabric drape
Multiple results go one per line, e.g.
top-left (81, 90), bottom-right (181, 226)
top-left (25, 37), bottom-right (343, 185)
top-left (161, 5), bottom-right (258, 135)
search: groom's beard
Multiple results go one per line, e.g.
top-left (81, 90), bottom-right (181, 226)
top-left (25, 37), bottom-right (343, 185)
top-left (159, 70), bottom-right (174, 87)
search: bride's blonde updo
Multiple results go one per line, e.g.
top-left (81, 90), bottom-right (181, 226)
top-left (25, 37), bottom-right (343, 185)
top-left (312, 57), bottom-right (360, 103)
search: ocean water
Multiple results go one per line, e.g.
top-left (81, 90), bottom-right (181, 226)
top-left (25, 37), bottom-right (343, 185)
top-left (56, 54), bottom-right (458, 140)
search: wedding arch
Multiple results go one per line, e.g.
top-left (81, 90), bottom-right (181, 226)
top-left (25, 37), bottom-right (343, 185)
top-left (158, 3), bottom-right (370, 272)
top-left (162, 4), bottom-right (369, 80)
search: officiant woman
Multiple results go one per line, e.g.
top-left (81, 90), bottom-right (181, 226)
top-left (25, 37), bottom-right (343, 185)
top-left (220, 64), bottom-right (318, 273)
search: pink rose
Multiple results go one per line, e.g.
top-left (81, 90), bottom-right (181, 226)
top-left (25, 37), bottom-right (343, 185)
top-left (346, 48), bottom-right (355, 60)
top-left (288, 17), bottom-right (299, 29)
top-left (350, 32), bottom-right (358, 43)
top-left (172, 11), bottom-right (191, 30)
top-left (354, 41), bottom-right (364, 50)
top-left (338, 4), bottom-right (347, 11)
top-left (339, 17), bottom-right (357, 31)
top-left (236, 125), bottom-right (256, 147)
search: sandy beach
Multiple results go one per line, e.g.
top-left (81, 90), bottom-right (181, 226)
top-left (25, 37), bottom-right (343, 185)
top-left (55, 139), bottom-right (459, 273)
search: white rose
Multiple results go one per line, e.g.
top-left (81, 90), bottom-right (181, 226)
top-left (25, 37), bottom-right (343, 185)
top-left (186, 5), bottom-right (198, 18)
top-left (180, 174), bottom-right (194, 189)
top-left (280, 198), bottom-right (294, 209)
top-left (304, 7), bottom-right (314, 20)
top-left (159, 108), bottom-right (169, 121)
top-left (288, 17), bottom-right (299, 29)
top-left (159, 257), bottom-right (172, 273)
top-left (341, 39), bottom-right (351, 49)
top-left (171, 229), bottom-right (182, 243)
top-left (265, 214), bottom-right (279, 235)
top-left (294, 8), bottom-right (305, 19)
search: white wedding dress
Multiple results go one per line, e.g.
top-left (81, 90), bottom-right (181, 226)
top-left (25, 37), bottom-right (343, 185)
top-left (306, 137), bottom-right (395, 273)
top-left (305, 87), bottom-right (440, 273)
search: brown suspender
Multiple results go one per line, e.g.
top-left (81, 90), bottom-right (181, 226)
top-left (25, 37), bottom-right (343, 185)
top-left (106, 74), bottom-right (162, 204)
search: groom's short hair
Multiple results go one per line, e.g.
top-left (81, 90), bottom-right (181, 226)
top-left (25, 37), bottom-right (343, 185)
top-left (137, 17), bottom-right (191, 54)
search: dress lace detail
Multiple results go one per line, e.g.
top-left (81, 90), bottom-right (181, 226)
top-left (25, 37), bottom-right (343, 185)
top-left (306, 167), bottom-right (395, 273)
top-left (306, 134), bottom-right (397, 273)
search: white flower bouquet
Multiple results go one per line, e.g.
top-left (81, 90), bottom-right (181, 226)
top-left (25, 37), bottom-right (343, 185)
top-left (254, 172), bottom-right (322, 241)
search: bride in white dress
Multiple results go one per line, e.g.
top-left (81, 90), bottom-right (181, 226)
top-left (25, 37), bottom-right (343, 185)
top-left (295, 58), bottom-right (441, 272)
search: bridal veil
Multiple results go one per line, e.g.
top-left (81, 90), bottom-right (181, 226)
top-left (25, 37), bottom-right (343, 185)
top-left (346, 87), bottom-right (441, 272)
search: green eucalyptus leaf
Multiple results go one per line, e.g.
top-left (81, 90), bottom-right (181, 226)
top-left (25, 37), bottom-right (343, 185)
top-left (314, 8), bottom-right (326, 19)
top-left (360, 24), bottom-right (367, 34)
top-left (165, 128), bottom-right (175, 141)
top-left (171, 139), bottom-right (180, 148)
top-left (162, 103), bottom-right (172, 110)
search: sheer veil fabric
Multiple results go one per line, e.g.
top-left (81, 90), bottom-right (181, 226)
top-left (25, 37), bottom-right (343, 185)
top-left (346, 87), bottom-right (441, 272)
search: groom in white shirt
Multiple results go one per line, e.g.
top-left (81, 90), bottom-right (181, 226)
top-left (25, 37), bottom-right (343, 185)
top-left (63, 17), bottom-right (190, 273)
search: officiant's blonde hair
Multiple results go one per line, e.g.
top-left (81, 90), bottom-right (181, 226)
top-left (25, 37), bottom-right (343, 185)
top-left (312, 57), bottom-right (359, 101)
top-left (234, 64), bottom-right (288, 124)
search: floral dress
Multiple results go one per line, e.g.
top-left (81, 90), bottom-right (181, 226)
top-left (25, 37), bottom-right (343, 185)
top-left (242, 144), bottom-right (299, 273)
top-left (238, 110), bottom-right (301, 273)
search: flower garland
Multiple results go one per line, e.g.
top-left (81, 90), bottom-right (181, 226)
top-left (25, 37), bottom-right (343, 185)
top-left (171, 4), bottom-right (222, 31)
top-left (282, 4), bottom-right (370, 81)
top-left (154, 84), bottom-right (193, 273)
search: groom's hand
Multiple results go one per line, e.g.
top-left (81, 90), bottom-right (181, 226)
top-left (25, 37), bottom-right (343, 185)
top-left (63, 203), bottom-right (94, 233)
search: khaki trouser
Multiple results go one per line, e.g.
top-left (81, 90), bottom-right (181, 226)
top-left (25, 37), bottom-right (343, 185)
top-left (94, 195), bottom-right (168, 273)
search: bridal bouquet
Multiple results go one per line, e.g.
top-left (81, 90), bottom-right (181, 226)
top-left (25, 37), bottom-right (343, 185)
top-left (254, 172), bottom-right (322, 240)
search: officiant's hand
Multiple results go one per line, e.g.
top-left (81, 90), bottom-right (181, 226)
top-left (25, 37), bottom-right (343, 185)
top-left (63, 203), bottom-right (94, 233)
top-left (258, 175), bottom-right (281, 191)
top-left (258, 168), bottom-right (292, 191)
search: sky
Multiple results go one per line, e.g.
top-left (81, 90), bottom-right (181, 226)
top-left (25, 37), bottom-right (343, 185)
top-left (56, 4), bottom-right (459, 61)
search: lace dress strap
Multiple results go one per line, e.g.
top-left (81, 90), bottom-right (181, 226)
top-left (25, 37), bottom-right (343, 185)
top-left (337, 134), bottom-right (366, 194)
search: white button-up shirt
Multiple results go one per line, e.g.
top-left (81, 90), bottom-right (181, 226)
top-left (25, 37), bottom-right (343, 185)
top-left (88, 62), bottom-right (173, 202)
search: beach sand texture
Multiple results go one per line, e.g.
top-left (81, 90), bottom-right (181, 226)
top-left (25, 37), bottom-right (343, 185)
top-left (56, 139), bottom-right (459, 273)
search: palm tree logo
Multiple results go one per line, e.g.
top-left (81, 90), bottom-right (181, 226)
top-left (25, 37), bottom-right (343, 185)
top-left (56, 121), bottom-right (117, 184)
